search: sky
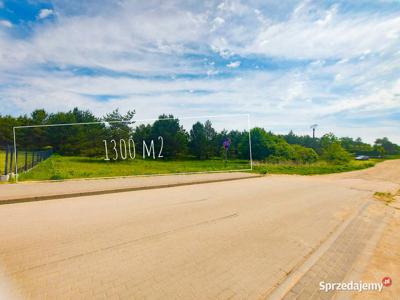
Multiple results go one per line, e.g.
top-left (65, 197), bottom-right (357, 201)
top-left (0, 0), bottom-right (399, 143)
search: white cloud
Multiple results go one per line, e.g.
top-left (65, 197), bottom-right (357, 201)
top-left (0, 0), bottom-right (399, 143)
top-left (226, 61), bottom-right (240, 68)
top-left (0, 20), bottom-right (12, 28)
top-left (38, 9), bottom-right (54, 20)
top-left (244, 13), bottom-right (400, 60)
top-left (210, 16), bottom-right (225, 32)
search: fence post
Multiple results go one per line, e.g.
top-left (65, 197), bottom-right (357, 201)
top-left (9, 146), bottom-right (13, 174)
top-left (24, 151), bottom-right (28, 171)
top-left (31, 152), bottom-right (34, 168)
top-left (4, 146), bottom-right (9, 175)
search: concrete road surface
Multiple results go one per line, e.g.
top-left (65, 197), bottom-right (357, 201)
top-left (0, 160), bottom-right (399, 299)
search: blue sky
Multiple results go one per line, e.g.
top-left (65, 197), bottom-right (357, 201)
top-left (0, 0), bottom-right (399, 143)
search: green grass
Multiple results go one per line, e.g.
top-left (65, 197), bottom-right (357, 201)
top-left (252, 159), bottom-right (381, 175)
top-left (11, 154), bottom-right (389, 182)
top-left (18, 155), bottom-right (251, 181)
top-left (0, 151), bottom-right (5, 173)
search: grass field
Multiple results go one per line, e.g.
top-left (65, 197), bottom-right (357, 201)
top-left (18, 155), bottom-right (251, 181)
top-left (15, 153), bottom-right (385, 181)
top-left (0, 150), bottom-right (5, 173)
top-left (253, 159), bottom-right (381, 175)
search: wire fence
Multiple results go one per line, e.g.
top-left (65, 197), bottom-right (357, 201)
top-left (1, 146), bottom-right (53, 176)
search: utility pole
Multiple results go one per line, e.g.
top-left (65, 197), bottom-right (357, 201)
top-left (310, 124), bottom-right (318, 139)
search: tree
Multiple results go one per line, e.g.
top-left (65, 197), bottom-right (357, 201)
top-left (238, 128), bottom-right (270, 160)
top-left (204, 120), bottom-right (218, 158)
top-left (373, 144), bottom-right (385, 157)
top-left (133, 124), bottom-right (152, 141)
top-left (103, 108), bottom-right (135, 141)
top-left (282, 130), bottom-right (321, 153)
top-left (374, 137), bottom-right (400, 155)
top-left (150, 115), bottom-right (188, 159)
top-left (1, 108), bottom-right (398, 165)
top-left (321, 133), bottom-right (351, 164)
top-left (27, 109), bottom-right (49, 149)
top-left (0, 115), bottom-right (24, 146)
top-left (320, 133), bottom-right (337, 148)
top-left (226, 130), bottom-right (246, 159)
top-left (31, 109), bottom-right (48, 124)
top-left (189, 122), bottom-right (207, 159)
top-left (44, 108), bottom-right (103, 155)
top-left (340, 137), bottom-right (373, 156)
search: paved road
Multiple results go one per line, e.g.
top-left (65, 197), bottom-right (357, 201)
top-left (0, 160), bottom-right (399, 299)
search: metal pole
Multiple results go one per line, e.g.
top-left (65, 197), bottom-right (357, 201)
top-left (224, 148), bottom-right (227, 167)
top-left (4, 145), bottom-right (9, 175)
top-left (13, 127), bottom-right (18, 183)
top-left (9, 146), bottom-right (13, 175)
top-left (25, 151), bottom-right (28, 171)
top-left (247, 114), bottom-right (253, 170)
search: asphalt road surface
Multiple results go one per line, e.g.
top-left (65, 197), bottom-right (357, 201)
top-left (0, 160), bottom-right (399, 299)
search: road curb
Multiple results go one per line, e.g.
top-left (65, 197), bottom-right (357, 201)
top-left (0, 175), bottom-right (260, 205)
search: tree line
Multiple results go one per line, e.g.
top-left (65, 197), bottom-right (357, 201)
top-left (0, 108), bottom-right (399, 163)
top-left (282, 130), bottom-right (400, 159)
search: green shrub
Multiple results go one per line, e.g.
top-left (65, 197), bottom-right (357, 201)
top-left (322, 141), bottom-right (351, 164)
top-left (291, 144), bottom-right (319, 163)
top-left (239, 128), bottom-right (317, 163)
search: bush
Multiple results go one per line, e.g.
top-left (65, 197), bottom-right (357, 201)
top-left (322, 141), bottom-right (351, 164)
top-left (239, 127), bottom-right (318, 163)
top-left (291, 144), bottom-right (319, 163)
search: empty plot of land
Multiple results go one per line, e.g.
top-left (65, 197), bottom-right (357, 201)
top-left (0, 160), bottom-right (399, 299)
